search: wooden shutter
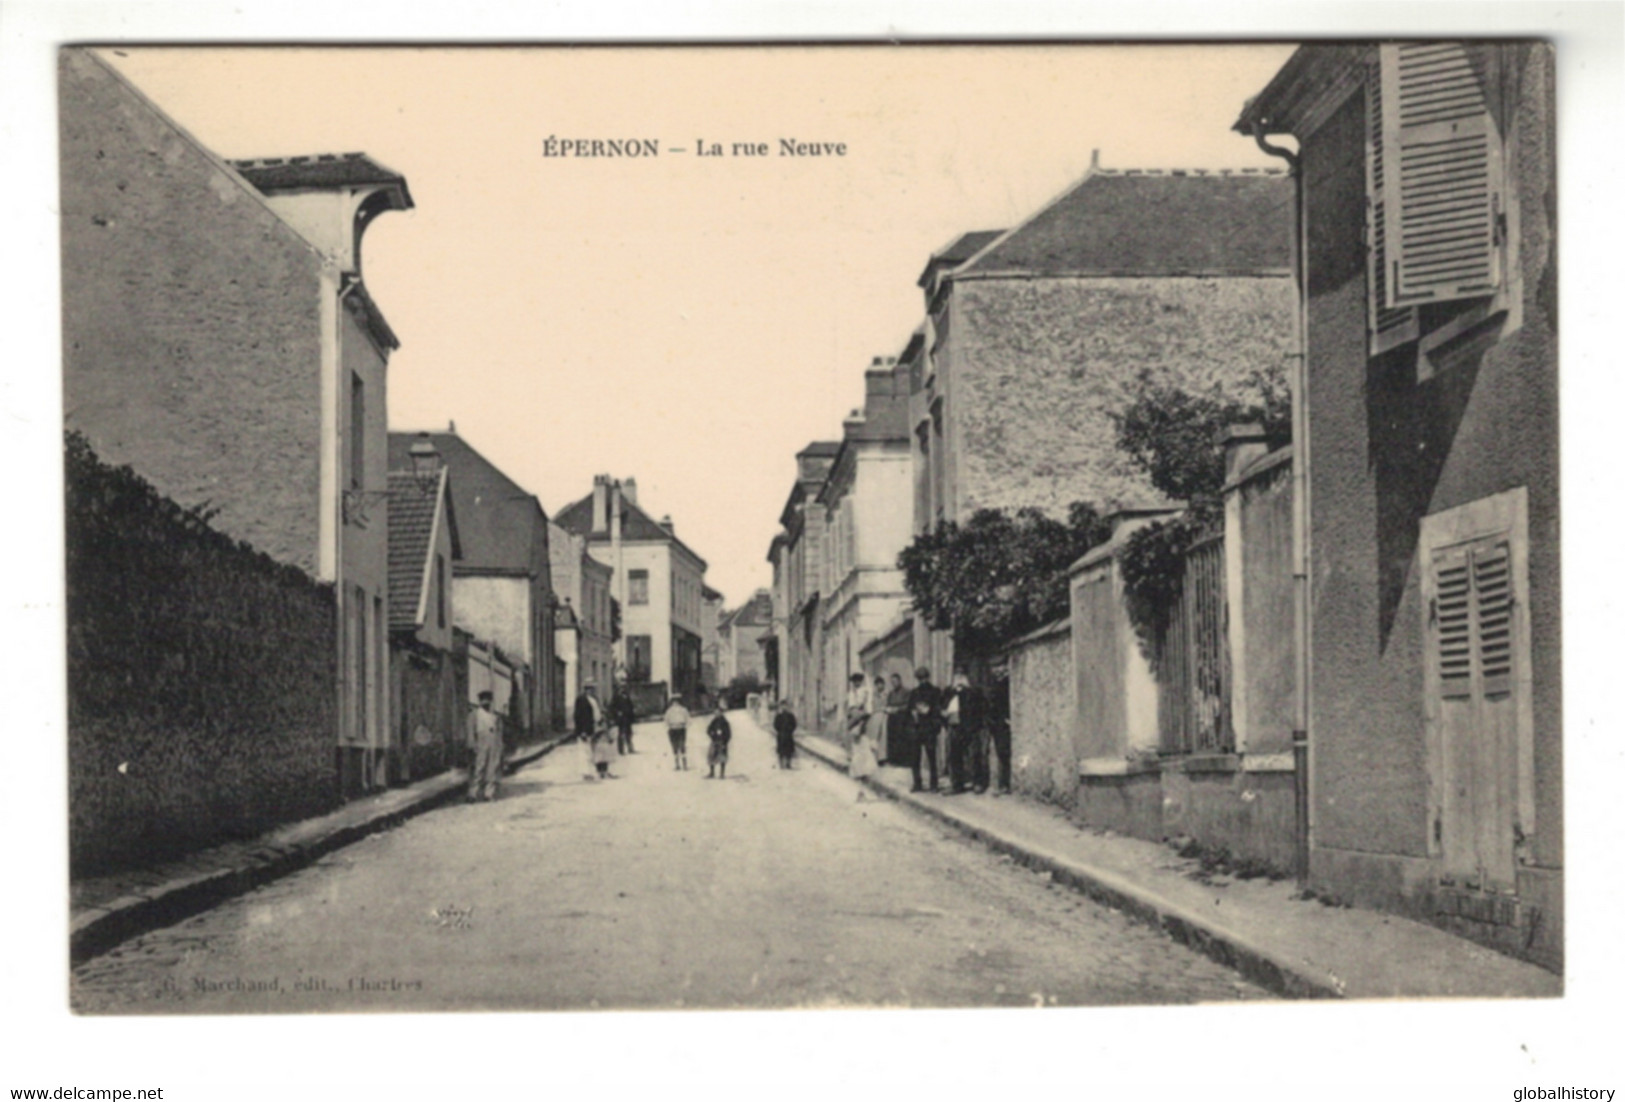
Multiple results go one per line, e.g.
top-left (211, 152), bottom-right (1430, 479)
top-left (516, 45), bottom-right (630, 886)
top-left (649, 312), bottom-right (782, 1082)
top-left (1433, 545), bottom-right (1473, 700)
top-left (1377, 43), bottom-right (1504, 308)
top-left (1366, 64), bottom-right (1419, 353)
top-left (1474, 542), bottom-right (1513, 698)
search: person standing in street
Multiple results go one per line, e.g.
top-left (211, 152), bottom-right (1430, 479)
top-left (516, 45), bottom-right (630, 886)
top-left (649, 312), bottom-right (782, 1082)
top-left (906, 667), bottom-right (941, 794)
top-left (706, 709), bottom-right (732, 779)
top-left (576, 681), bottom-right (616, 779)
top-left (845, 671), bottom-right (877, 781)
top-left (772, 700), bottom-right (798, 769)
top-left (611, 681), bottom-right (637, 755)
top-left (663, 694), bottom-right (692, 771)
top-left (870, 675), bottom-right (891, 763)
top-left (883, 672), bottom-right (909, 766)
top-left (466, 690), bottom-right (503, 802)
top-left (988, 678), bottom-right (1013, 796)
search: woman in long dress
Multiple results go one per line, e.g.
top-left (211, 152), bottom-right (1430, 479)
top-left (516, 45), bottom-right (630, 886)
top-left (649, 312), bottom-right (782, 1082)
top-left (846, 672), bottom-right (877, 780)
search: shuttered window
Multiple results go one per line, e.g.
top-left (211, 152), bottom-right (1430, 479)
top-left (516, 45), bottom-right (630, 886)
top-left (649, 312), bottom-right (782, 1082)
top-left (1366, 43), bottom-right (1505, 351)
top-left (1432, 538), bottom-right (1514, 700)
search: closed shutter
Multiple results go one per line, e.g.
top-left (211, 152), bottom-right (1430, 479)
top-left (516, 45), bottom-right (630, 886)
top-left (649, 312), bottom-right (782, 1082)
top-left (1376, 43), bottom-right (1504, 308)
top-left (1434, 544), bottom-right (1472, 700)
top-left (1366, 63), bottom-right (1420, 353)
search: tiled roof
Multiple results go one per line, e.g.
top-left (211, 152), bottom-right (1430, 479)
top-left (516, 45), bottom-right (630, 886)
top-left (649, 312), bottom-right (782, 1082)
top-left (956, 169), bottom-right (1292, 278)
top-left (388, 432), bottom-right (543, 576)
top-left (387, 472), bottom-right (438, 631)
top-left (230, 153), bottom-right (414, 208)
top-left (728, 590), bottom-right (774, 628)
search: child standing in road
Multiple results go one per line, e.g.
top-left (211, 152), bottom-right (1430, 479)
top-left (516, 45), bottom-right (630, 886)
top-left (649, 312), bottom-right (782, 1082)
top-left (664, 694), bottom-right (692, 771)
top-left (706, 710), bottom-right (732, 779)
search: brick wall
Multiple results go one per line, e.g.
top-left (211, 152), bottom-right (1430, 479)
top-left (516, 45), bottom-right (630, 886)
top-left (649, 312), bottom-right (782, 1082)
top-left (67, 435), bottom-right (339, 877)
top-left (59, 49), bottom-right (326, 575)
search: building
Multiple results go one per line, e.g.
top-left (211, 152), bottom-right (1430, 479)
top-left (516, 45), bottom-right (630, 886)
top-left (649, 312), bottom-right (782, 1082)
top-left (700, 585), bottom-right (726, 693)
top-left (555, 477), bottom-right (710, 703)
top-left (906, 170), bottom-right (1294, 680)
top-left (60, 48), bottom-right (412, 794)
top-left (550, 521), bottom-right (615, 708)
top-left (717, 589), bottom-right (774, 688)
top-left (1237, 42), bottom-right (1560, 970)
top-left (817, 359), bottom-right (914, 737)
top-left (388, 431), bottom-right (557, 740)
top-left (768, 443), bottom-right (841, 732)
top-left (386, 439), bottom-right (463, 782)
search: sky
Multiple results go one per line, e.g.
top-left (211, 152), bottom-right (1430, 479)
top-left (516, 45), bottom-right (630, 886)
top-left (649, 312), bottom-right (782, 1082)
top-left (104, 44), bottom-right (1295, 607)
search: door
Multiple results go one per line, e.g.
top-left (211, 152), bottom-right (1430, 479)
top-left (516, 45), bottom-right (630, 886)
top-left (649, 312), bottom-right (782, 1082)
top-left (1427, 535), bottom-right (1519, 892)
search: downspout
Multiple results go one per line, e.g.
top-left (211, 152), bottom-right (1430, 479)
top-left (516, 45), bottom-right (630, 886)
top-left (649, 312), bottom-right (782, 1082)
top-left (1252, 124), bottom-right (1312, 884)
top-left (333, 274), bottom-right (361, 795)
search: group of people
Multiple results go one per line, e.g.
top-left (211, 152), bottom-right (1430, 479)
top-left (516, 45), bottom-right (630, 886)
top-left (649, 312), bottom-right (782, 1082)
top-left (845, 666), bottom-right (1011, 796)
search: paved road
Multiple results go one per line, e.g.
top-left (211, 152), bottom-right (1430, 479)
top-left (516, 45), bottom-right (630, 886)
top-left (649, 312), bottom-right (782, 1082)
top-left (72, 712), bottom-right (1266, 1013)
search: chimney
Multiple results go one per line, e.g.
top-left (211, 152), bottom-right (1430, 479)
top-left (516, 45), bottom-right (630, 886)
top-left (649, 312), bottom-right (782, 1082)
top-left (1218, 423), bottom-right (1270, 484)
top-left (592, 474), bottom-right (609, 533)
top-left (659, 515), bottom-right (675, 536)
top-left (622, 478), bottom-right (638, 507)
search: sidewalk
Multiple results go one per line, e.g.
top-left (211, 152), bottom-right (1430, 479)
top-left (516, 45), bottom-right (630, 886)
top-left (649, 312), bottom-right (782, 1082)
top-left (69, 731), bottom-right (575, 965)
top-left (788, 724), bottom-right (1560, 1001)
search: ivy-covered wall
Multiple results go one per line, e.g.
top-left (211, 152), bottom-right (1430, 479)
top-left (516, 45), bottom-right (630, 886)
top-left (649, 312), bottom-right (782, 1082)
top-left (67, 434), bottom-right (339, 876)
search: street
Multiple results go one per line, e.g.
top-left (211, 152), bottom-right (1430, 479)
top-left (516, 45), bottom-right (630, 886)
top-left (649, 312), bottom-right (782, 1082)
top-left (72, 712), bottom-right (1266, 1013)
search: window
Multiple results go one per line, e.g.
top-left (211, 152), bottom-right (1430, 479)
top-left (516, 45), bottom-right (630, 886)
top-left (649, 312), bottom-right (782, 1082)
top-left (349, 372), bottom-right (366, 490)
top-left (627, 634), bottom-right (652, 682)
top-left (1366, 43), bottom-right (1508, 355)
top-left (629, 569), bottom-right (649, 605)
top-left (435, 554), bottom-right (447, 630)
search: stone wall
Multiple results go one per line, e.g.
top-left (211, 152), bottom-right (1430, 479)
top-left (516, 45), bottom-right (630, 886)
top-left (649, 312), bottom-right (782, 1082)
top-left (1007, 621), bottom-right (1076, 808)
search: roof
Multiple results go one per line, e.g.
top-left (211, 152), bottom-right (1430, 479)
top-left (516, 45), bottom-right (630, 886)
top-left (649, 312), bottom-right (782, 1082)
top-left (388, 432), bottom-right (544, 576)
top-left (796, 441), bottom-right (842, 459)
top-left (918, 230), bottom-right (1005, 288)
top-left (386, 469), bottom-right (459, 632)
top-left (955, 169), bottom-right (1292, 279)
top-left (1233, 45), bottom-right (1368, 137)
top-left (230, 153), bottom-right (415, 210)
top-left (554, 487), bottom-right (710, 571)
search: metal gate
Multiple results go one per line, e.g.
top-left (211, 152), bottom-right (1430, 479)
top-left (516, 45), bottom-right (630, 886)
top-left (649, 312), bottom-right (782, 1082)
top-left (1157, 529), bottom-right (1232, 754)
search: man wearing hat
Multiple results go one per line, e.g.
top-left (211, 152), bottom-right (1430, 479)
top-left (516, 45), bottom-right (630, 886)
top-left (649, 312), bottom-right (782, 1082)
top-left (467, 689), bottom-right (503, 802)
top-left (575, 681), bottom-right (616, 779)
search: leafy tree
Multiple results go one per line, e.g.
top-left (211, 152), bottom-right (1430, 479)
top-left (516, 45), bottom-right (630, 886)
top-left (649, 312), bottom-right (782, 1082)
top-left (1110, 362), bottom-right (1291, 659)
top-left (898, 503), bottom-right (1111, 660)
top-left (1109, 364), bottom-right (1290, 505)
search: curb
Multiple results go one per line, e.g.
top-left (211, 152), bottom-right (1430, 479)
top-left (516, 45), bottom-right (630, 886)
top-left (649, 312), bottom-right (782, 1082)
top-left (793, 733), bottom-right (1338, 1000)
top-left (69, 733), bottom-right (574, 967)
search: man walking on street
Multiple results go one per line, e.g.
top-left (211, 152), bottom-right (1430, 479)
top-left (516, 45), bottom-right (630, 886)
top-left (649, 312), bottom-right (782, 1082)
top-left (611, 681), bottom-right (637, 755)
top-left (466, 690), bottom-right (503, 802)
top-left (906, 667), bottom-right (941, 794)
top-left (664, 694), bottom-right (692, 771)
top-left (772, 700), bottom-right (798, 769)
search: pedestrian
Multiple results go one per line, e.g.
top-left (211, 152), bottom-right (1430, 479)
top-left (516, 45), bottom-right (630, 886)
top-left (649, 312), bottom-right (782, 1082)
top-left (883, 672), bottom-right (909, 765)
top-left (576, 681), bottom-right (616, 780)
top-left (942, 669), bottom-right (986, 794)
top-left (845, 671), bottom-right (877, 781)
top-left (961, 671), bottom-right (994, 794)
top-left (988, 678), bottom-right (1013, 796)
top-left (870, 675), bottom-right (891, 763)
top-left (663, 693), bottom-right (692, 771)
top-left (772, 700), bottom-right (798, 769)
top-left (611, 681), bottom-right (637, 755)
top-left (466, 690), bottom-right (503, 802)
top-left (706, 709), bottom-right (732, 779)
top-left (906, 666), bottom-right (941, 793)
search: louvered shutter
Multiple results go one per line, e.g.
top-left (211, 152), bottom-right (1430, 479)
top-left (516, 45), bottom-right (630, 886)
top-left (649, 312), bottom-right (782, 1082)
top-left (1366, 64), bottom-right (1420, 353)
top-left (1377, 43), bottom-right (1504, 307)
top-left (1433, 545), bottom-right (1473, 700)
top-left (1473, 542), bottom-right (1513, 698)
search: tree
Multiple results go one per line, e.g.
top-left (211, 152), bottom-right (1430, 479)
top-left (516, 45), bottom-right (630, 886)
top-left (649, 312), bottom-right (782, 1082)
top-left (1110, 362), bottom-right (1291, 656)
top-left (898, 502), bottom-right (1111, 661)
